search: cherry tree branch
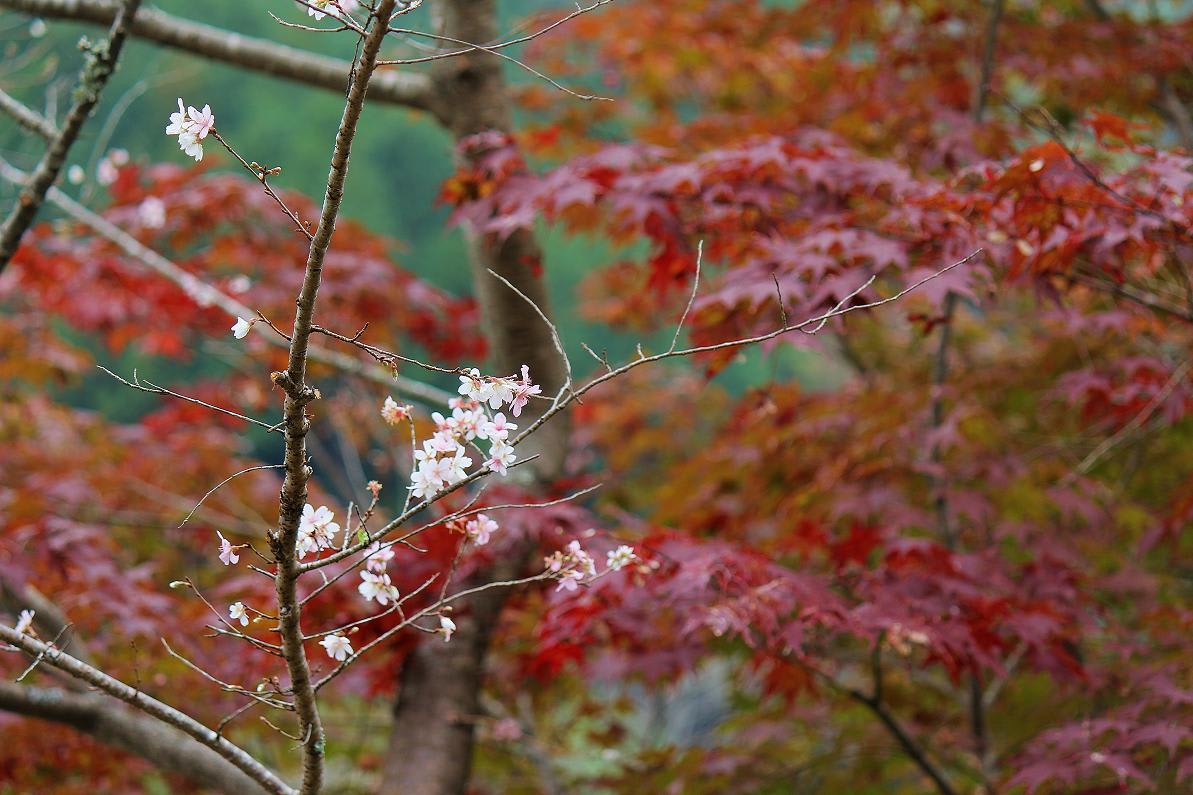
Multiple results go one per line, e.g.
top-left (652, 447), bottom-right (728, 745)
top-left (267, 4), bottom-right (396, 792)
top-left (0, 0), bottom-right (435, 114)
top-left (0, 0), bottom-right (142, 273)
top-left (0, 87), bottom-right (58, 140)
top-left (0, 625), bottom-right (293, 794)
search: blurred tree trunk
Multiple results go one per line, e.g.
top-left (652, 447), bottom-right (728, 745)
top-left (380, 1), bottom-right (570, 793)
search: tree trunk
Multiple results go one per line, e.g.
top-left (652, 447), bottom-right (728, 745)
top-left (381, 1), bottom-right (570, 793)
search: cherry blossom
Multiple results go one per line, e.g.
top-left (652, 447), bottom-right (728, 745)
top-left (380, 396), bottom-right (411, 426)
top-left (217, 530), bottom-right (240, 566)
top-left (14, 609), bottom-right (34, 635)
top-left (296, 504), bottom-right (340, 559)
top-left (228, 602), bottom-right (249, 627)
top-left (358, 571), bottom-right (398, 605)
top-left (96, 158), bottom-right (118, 186)
top-left (508, 365), bottom-right (542, 417)
top-left (439, 615), bottom-right (456, 642)
top-left (231, 317), bottom-right (253, 339)
top-left (465, 514), bottom-right (498, 546)
top-left (363, 541), bottom-right (394, 572)
top-left (305, 0), bottom-right (360, 21)
top-left (165, 98), bottom-right (214, 161)
top-left (319, 633), bottom-right (353, 661)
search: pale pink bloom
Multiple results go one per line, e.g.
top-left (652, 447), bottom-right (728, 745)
top-left (319, 633), bottom-right (353, 661)
top-left (466, 514), bottom-right (498, 546)
top-left (485, 440), bottom-right (516, 475)
top-left (109, 149), bottom-right (130, 166)
top-left (381, 396), bottom-right (410, 426)
top-left (14, 609), bottom-right (35, 635)
top-left (509, 365), bottom-right (541, 417)
top-left (138, 197), bottom-right (166, 229)
top-left (439, 615), bottom-right (456, 642)
top-left (364, 541), bottom-right (394, 572)
top-left (186, 104), bottom-right (215, 139)
top-left (555, 570), bottom-right (582, 592)
top-left (217, 531), bottom-right (240, 566)
top-left (479, 412), bottom-right (516, 441)
top-left (231, 317), bottom-right (252, 339)
top-left (228, 602), bottom-right (249, 627)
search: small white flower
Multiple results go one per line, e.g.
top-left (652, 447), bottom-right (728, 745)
top-left (228, 602), bottom-right (249, 627)
top-left (67, 164), bottom-right (85, 185)
top-left (14, 609), bottom-right (35, 635)
top-left (29, 18), bottom-right (47, 37)
top-left (178, 129), bottom-right (204, 161)
top-left (109, 149), bottom-right (130, 166)
top-left (439, 615), bottom-right (456, 642)
top-left (231, 317), bottom-right (253, 339)
top-left (319, 633), bottom-right (353, 661)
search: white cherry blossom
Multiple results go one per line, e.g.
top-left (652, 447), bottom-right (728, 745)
top-left (319, 633), bottom-right (353, 661)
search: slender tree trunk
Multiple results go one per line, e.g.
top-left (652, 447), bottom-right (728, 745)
top-left (381, 1), bottom-right (570, 793)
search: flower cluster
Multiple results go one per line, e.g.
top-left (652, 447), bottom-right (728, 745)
top-left (358, 542), bottom-right (399, 606)
top-left (606, 544), bottom-right (637, 571)
top-left (305, 0), bottom-right (359, 21)
top-left (297, 504), bottom-right (340, 559)
top-left (545, 540), bottom-right (599, 592)
top-left (164, 98), bottom-right (215, 162)
top-left (381, 396), bottom-right (411, 426)
top-left (545, 541), bottom-right (638, 591)
top-left (458, 365), bottom-right (542, 418)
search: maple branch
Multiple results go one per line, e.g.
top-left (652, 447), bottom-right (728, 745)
top-left (0, 0), bottom-right (143, 273)
top-left (799, 655), bottom-right (959, 795)
top-left (0, 0), bottom-right (434, 114)
top-left (0, 625), bottom-right (293, 794)
top-left (267, 5), bottom-right (396, 792)
top-left (1069, 360), bottom-right (1191, 478)
top-left (0, 154), bottom-right (452, 406)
